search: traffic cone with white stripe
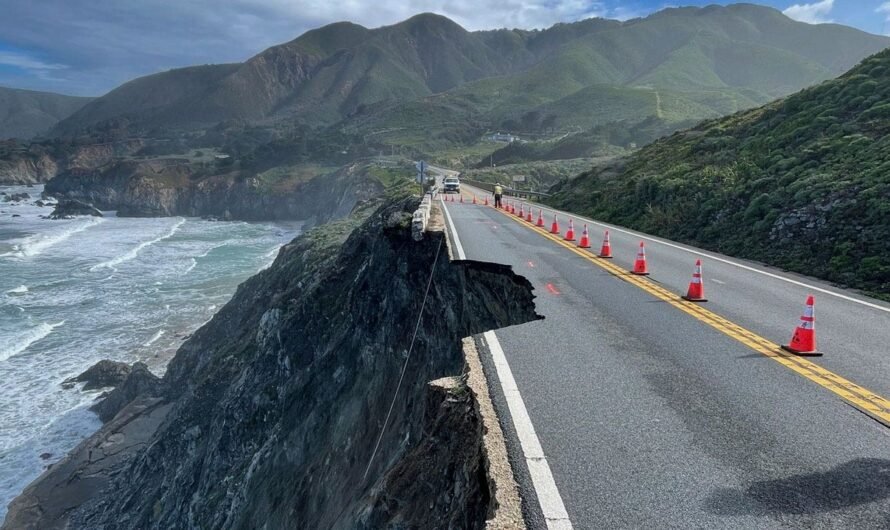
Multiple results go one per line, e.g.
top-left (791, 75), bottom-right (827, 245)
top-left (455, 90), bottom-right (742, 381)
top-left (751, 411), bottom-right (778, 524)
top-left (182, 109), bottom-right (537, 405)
top-left (508, 201), bottom-right (514, 214)
top-left (518, 203), bottom-right (524, 218)
top-left (550, 214), bottom-right (560, 234)
top-left (578, 224), bottom-right (591, 248)
top-left (460, 194), bottom-right (464, 203)
top-left (599, 230), bottom-right (613, 258)
top-left (472, 194), bottom-right (477, 204)
top-left (526, 207), bottom-right (533, 223)
top-left (682, 259), bottom-right (707, 302)
top-left (782, 295), bottom-right (822, 356)
top-left (631, 241), bottom-right (649, 275)
top-left (484, 196), bottom-right (489, 206)
top-left (564, 219), bottom-right (576, 241)
top-left (536, 209), bottom-right (545, 227)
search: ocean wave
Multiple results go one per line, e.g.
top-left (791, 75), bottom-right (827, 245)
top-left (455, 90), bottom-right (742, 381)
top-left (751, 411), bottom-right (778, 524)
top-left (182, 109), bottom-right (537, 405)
top-left (91, 218), bottom-right (186, 271)
top-left (1, 217), bottom-right (105, 259)
top-left (0, 321), bottom-right (65, 362)
top-left (143, 329), bottom-right (165, 347)
top-left (6, 285), bottom-right (28, 294)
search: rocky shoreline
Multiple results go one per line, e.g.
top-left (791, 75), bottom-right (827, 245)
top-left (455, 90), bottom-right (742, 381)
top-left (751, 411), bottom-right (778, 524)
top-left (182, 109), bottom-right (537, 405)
top-left (44, 160), bottom-right (383, 222)
top-left (3, 196), bottom-right (539, 529)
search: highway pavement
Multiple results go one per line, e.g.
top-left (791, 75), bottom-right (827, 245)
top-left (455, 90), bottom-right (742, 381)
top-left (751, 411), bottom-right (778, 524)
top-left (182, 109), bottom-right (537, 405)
top-left (439, 188), bottom-right (890, 529)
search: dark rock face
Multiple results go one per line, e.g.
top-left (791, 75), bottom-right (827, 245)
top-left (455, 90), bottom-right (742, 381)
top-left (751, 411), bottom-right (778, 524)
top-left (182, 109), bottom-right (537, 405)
top-left (3, 198), bottom-right (540, 529)
top-left (61, 360), bottom-right (132, 391)
top-left (2, 192), bottom-right (30, 202)
top-left (45, 161), bottom-right (380, 222)
top-left (47, 199), bottom-right (103, 219)
top-left (90, 362), bottom-right (163, 423)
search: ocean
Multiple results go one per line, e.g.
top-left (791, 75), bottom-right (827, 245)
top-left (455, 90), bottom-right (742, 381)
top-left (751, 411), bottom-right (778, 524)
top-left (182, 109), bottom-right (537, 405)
top-left (0, 185), bottom-right (302, 522)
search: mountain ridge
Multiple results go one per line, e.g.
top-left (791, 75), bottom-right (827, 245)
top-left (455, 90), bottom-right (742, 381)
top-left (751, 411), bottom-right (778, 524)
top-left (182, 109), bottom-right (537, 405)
top-left (48, 4), bottom-right (890, 138)
top-left (0, 86), bottom-right (92, 139)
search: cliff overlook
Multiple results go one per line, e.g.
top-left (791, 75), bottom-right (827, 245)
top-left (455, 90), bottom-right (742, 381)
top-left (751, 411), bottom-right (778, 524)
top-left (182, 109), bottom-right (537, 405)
top-left (3, 195), bottom-right (540, 529)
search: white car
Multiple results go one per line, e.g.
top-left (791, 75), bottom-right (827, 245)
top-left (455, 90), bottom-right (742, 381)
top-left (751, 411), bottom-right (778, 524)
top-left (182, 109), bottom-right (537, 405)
top-left (443, 176), bottom-right (461, 194)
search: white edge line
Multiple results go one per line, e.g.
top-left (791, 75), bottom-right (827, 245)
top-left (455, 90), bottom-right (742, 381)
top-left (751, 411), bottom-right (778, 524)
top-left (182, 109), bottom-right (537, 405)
top-left (484, 331), bottom-right (572, 529)
top-left (441, 194), bottom-right (572, 528)
top-left (440, 196), bottom-right (466, 260)
top-left (463, 184), bottom-right (890, 314)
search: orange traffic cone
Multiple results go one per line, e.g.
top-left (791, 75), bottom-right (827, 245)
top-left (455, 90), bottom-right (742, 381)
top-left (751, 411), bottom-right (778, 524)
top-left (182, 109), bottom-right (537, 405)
top-left (781, 295), bottom-right (822, 356)
top-left (536, 209), bottom-right (545, 227)
top-left (578, 224), bottom-right (591, 248)
top-left (507, 201), bottom-right (514, 214)
top-left (472, 195), bottom-right (477, 204)
top-left (682, 259), bottom-right (707, 302)
top-left (550, 214), bottom-right (560, 234)
top-left (518, 203), bottom-right (524, 218)
top-left (631, 241), bottom-right (649, 275)
top-left (564, 219), bottom-right (576, 241)
top-left (599, 230), bottom-right (613, 258)
top-left (460, 194), bottom-right (464, 203)
top-left (526, 207), bottom-right (533, 223)
top-left (484, 196), bottom-right (489, 206)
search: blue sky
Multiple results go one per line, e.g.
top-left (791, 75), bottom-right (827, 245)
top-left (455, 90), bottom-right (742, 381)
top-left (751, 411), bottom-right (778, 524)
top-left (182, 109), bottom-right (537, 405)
top-left (0, 0), bottom-right (888, 97)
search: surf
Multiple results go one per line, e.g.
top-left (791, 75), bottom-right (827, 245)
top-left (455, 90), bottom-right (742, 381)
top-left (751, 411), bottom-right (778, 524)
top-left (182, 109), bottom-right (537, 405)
top-left (91, 218), bottom-right (186, 271)
top-left (1, 217), bottom-right (104, 259)
top-left (0, 321), bottom-right (65, 363)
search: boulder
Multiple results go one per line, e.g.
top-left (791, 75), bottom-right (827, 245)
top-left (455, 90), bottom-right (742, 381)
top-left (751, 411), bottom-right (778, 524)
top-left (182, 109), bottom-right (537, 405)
top-left (91, 362), bottom-right (162, 423)
top-left (2, 192), bottom-right (30, 202)
top-left (62, 360), bottom-right (132, 391)
top-left (48, 199), bottom-right (103, 220)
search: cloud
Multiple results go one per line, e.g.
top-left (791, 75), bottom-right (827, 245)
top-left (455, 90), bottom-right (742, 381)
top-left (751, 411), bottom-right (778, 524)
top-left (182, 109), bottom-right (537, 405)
top-left (782, 0), bottom-right (834, 25)
top-left (877, 2), bottom-right (890, 34)
top-left (0, 0), bottom-right (636, 95)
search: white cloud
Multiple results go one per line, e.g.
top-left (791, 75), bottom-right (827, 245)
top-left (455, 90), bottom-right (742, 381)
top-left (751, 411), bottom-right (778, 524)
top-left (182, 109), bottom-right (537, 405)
top-left (877, 2), bottom-right (890, 35)
top-left (782, 0), bottom-right (834, 25)
top-left (0, 52), bottom-right (66, 72)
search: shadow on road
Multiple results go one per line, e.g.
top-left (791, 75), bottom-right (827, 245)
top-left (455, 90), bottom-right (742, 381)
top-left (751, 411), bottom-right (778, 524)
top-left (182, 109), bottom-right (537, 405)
top-left (704, 458), bottom-right (890, 515)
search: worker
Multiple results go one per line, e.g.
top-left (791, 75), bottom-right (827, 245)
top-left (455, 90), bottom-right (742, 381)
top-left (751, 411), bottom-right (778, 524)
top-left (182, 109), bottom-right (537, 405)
top-left (494, 183), bottom-right (503, 209)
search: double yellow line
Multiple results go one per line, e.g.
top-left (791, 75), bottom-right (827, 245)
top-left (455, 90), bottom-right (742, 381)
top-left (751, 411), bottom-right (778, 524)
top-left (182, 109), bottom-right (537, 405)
top-left (477, 198), bottom-right (890, 426)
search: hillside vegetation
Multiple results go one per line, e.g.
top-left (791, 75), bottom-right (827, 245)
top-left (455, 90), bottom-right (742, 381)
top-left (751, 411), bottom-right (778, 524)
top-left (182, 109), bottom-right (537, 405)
top-left (549, 48), bottom-right (890, 299)
top-left (50, 4), bottom-right (890, 148)
top-left (0, 87), bottom-right (92, 139)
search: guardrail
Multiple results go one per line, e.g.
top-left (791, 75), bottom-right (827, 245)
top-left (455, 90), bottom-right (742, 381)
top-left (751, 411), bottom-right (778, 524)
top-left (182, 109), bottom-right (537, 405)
top-left (460, 178), bottom-right (551, 199)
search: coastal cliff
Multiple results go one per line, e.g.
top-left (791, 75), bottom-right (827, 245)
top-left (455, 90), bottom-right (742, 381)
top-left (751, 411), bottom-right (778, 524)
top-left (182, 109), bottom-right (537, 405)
top-left (44, 160), bottom-right (388, 222)
top-left (0, 139), bottom-right (144, 185)
top-left (3, 196), bottom-right (539, 529)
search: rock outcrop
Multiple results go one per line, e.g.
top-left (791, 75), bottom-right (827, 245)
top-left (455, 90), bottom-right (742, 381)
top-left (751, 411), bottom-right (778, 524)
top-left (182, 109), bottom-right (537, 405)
top-left (90, 363), bottom-right (163, 423)
top-left (45, 160), bottom-right (382, 222)
top-left (61, 360), bottom-right (132, 391)
top-left (3, 196), bottom-right (539, 529)
top-left (47, 199), bottom-right (103, 219)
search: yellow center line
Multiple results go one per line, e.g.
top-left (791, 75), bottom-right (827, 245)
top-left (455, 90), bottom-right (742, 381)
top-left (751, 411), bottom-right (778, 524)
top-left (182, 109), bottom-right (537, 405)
top-left (454, 194), bottom-right (890, 425)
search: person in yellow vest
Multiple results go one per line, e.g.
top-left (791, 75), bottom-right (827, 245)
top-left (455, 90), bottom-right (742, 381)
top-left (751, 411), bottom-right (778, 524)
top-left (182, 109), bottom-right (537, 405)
top-left (494, 183), bottom-right (503, 209)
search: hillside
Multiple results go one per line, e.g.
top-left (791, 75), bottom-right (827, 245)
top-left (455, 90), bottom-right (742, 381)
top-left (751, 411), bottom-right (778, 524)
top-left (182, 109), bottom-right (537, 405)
top-left (51, 5), bottom-right (890, 141)
top-left (549, 48), bottom-right (890, 299)
top-left (0, 87), bottom-right (92, 139)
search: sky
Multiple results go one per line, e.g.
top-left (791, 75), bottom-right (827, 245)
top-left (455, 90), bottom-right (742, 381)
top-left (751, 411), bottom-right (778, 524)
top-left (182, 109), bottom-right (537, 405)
top-left (0, 0), bottom-right (888, 97)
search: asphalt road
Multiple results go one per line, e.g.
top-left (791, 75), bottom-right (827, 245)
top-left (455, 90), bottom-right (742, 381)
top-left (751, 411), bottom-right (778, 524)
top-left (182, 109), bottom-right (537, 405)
top-left (440, 189), bottom-right (890, 529)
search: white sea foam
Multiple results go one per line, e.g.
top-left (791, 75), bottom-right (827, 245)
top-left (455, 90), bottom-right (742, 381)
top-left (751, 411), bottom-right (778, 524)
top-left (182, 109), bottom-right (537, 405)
top-left (91, 218), bottom-right (186, 271)
top-left (183, 258), bottom-right (197, 275)
top-left (1, 217), bottom-right (104, 259)
top-left (6, 285), bottom-right (28, 294)
top-left (0, 321), bottom-right (64, 362)
top-left (143, 329), bottom-right (165, 347)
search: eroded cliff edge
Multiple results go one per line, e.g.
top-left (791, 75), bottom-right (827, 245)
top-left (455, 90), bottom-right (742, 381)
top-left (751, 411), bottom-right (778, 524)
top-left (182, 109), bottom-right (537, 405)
top-left (3, 196), bottom-right (539, 529)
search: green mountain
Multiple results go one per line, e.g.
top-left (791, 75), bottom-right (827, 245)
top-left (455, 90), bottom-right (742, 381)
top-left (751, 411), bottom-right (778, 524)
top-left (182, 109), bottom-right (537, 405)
top-left (51, 4), bottom-right (890, 141)
top-left (548, 48), bottom-right (890, 299)
top-left (0, 87), bottom-right (92, 139)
